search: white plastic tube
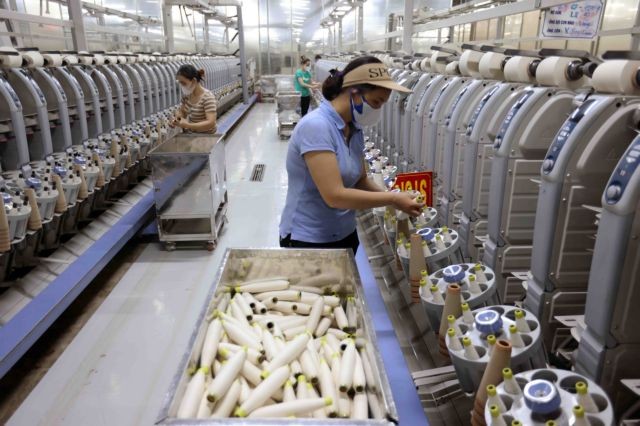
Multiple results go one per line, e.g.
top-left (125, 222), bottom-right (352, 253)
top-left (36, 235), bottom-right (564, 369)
top-left (508, 324), bottom-right (525, 348)
top-left (323, 295), bottom-right (341, 307)
top-left (315, 317), bottom-right (332, 337)
top-left (196, 392), bottom-right (213, 419)
top-left (297, 375), bottom-right (309, 400)
top-left (237, 279), bottom-right (289, 293)
top-left (262, 332), bottom-right (309, 377)
top-left (514, 309), bottom-right (531, 333)
top-left (234, 293), bottom-right (254, 319)
top-left (367, 391), bottom-right (384, 419)
top-left (462, 303), bottom-right (474, 324)
top-left (230, 300), bottom-right (252, 329)
top-left (298, 272), bottom-right (341, 287)
top-left (447, 328), bottom-right (463, 351)
top-left (338, 392), bottom-right (351, 418)
top-left (247, 398), bottom-right (331, 418)
top-left (177, 366), bottom-right (208, 418)
top-left (462, 337), bottom-right (480, 361)
top-left (291, 359), bottom-right (303, 377)
top-left (222, 320), bottom-right (262, 351)
top-left (353, 350), bottom-right (366, 393)
top-left (255, 290), bottom-right (301, 302)
top-left (236, 366), bottom-right (290, 417)
top-left (271, 301), bottom-right (301, 314)
top-left (200, 318), bottom-right (222, 369)
top-left (300, 349), bottom-right (319, 383)
top-left (360, 348), bottom-right (377, 392)
top-left (333, 306), bottom-right (349, 331)
top-left (206, 349), bottom-right (246, 402)
top-left (325, 333), bottom-right (342, 354)
top-left (306, 384), bottom-right (327, 418)
top-left (291, 285), bottom-right (323, 295)
top-left (339, 339), bottom-right (357, 392)
top-left (283, 325), bottom-right (307, 340)
top-left (262, 329), bottom-right (278, 361)
top-left (319, 358), bottom-right (338, 416)
top-left (352, 392), bottom-right (368, 419)
top-left (238, 377), bottom-right (251, 404)
top-left (210, 379), bottom-right (241, 418)
top-left (242, 359), bottom-right (263, 387)
top-left (300, 291), bottom-right (321, 304)
top-left (305, 297), bottom-right (325, 334)
top-left (346, 297), bottom-right (358, 329)
top-left (283, 380), bottom-right (296, 403)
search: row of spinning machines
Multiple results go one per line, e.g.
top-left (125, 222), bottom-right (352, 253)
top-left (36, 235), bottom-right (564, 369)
top-left (317, 48), bottom-right (640, 420)
top-left (0, 48), bottom-right (243, 325)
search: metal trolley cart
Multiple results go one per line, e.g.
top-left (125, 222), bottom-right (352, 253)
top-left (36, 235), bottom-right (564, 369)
top-left (275, 90), bottom-right (301, 139)
top-left (150, 133), bottom-right (227, 251)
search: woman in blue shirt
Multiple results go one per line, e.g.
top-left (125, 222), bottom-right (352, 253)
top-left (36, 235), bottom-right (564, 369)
top-left (295, 56), bottom-right (320, 117)
top-left (280, 56), bottom-right (424, 254)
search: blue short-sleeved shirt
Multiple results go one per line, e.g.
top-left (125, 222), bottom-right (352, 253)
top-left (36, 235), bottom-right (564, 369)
top-left (279, 100), bottom-right (365, 243)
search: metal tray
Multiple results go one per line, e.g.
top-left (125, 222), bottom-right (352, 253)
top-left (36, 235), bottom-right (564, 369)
top-left (156, 248), bottom-right (399, 425)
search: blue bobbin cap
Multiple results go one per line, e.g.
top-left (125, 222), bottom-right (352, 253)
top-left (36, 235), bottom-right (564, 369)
top-left (474, 309), bottom-right (503, 335)
top-left (26, 176), bottom-right (41, 190)
top-left (523, 380), bottom-right (561, 415)
top-left (417, 227), bottom-right (436, 241)
top-left (73, 155), bottom-right (87, 166)
top-left (53, 165), bottom-right (67, 177)
top-left (443, 264), bottom-right (466, 283)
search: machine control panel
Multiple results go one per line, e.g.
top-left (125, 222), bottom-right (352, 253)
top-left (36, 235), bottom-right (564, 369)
top-left (542, 98), bottom-right (597, 175)
top-left (493, 89), bottom-right (534, 149)
top-left (429, 81), bottom-right (451, 119)
top-left (605, 134), bottom-right (640, 204)
top-left (445, 86), bottom-right (469, 126)
top-left (466, 85), bottom-right (500, 136)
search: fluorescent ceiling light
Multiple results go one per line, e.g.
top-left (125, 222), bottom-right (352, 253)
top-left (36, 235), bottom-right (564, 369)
top-left (335, 5), bottom-right (351, 11)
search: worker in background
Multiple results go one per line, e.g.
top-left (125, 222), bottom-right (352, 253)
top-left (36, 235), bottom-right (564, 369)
top-left (312, 54), bottom-right (322, 78)
top-left (170, 64), bottom-right (218, 133)
top-left (295, 56), bottom-right (320, 117)
top-left (280, 56), bottom-right (424, 254)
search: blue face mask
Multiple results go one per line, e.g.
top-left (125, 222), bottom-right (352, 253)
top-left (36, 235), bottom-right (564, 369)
top-left (350, 93), bottom-right (383, 127)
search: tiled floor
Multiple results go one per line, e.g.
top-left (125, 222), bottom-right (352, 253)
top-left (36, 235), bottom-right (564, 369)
top-left (7, 103), bottom-right (290, 426)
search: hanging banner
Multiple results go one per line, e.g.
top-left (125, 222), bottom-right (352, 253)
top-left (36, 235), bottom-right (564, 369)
top-left (392, 171), bottom-right (433, 207)
top-left (540, 0), bottom-right (603, 39)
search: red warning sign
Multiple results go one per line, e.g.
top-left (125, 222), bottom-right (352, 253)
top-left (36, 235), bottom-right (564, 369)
top-left (392, 171), bottom-right (433, 207)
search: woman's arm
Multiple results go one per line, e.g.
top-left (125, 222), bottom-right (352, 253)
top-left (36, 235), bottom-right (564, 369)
top-left (297, 77), bottom-right (315, 89)
top-left (179, 111), bottom-right (216, 132)
top-left (304, 151), bottom-right (422, 215)
top-left (355, 162), bottom-right (385, 192)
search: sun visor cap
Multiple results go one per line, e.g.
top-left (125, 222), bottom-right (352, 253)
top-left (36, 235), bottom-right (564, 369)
top-left (342, 63), bottom-right (412, 93)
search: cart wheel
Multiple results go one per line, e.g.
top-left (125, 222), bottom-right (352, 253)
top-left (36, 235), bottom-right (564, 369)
top-left (166, 242), bottom-right (176, 252)
top-left (207, 241), bottom-right (216, 252)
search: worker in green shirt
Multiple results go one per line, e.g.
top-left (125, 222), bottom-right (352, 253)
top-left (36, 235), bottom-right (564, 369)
top-left (295, 56), bottom-right (320, 117)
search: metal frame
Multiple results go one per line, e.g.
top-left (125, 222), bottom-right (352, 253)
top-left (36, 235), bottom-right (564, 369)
top-left (0, 94), bottom-right (257, 379)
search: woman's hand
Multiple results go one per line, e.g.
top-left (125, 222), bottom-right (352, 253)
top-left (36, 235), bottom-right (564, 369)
top-left (392, 192), bottom-right (424, 217)
top-left (176, 119), bottom-right (192, 130)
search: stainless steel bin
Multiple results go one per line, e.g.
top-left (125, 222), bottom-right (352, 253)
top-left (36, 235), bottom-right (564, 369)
top-left (149, 133), bottom-right (227, 250)
top-left (156, 248), bottom-right (399, 425)
top-left (276, 91), bottom-right (301, 139)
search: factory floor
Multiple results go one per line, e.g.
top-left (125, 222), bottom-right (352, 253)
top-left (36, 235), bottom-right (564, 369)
top-left (1, 103), bottom-right (437, 425)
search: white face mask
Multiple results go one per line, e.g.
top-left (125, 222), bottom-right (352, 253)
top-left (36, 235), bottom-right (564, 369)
top-left (181, 81), bottom-right (195, 96)
top-left (351, 94), bottom-right (383, 127)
